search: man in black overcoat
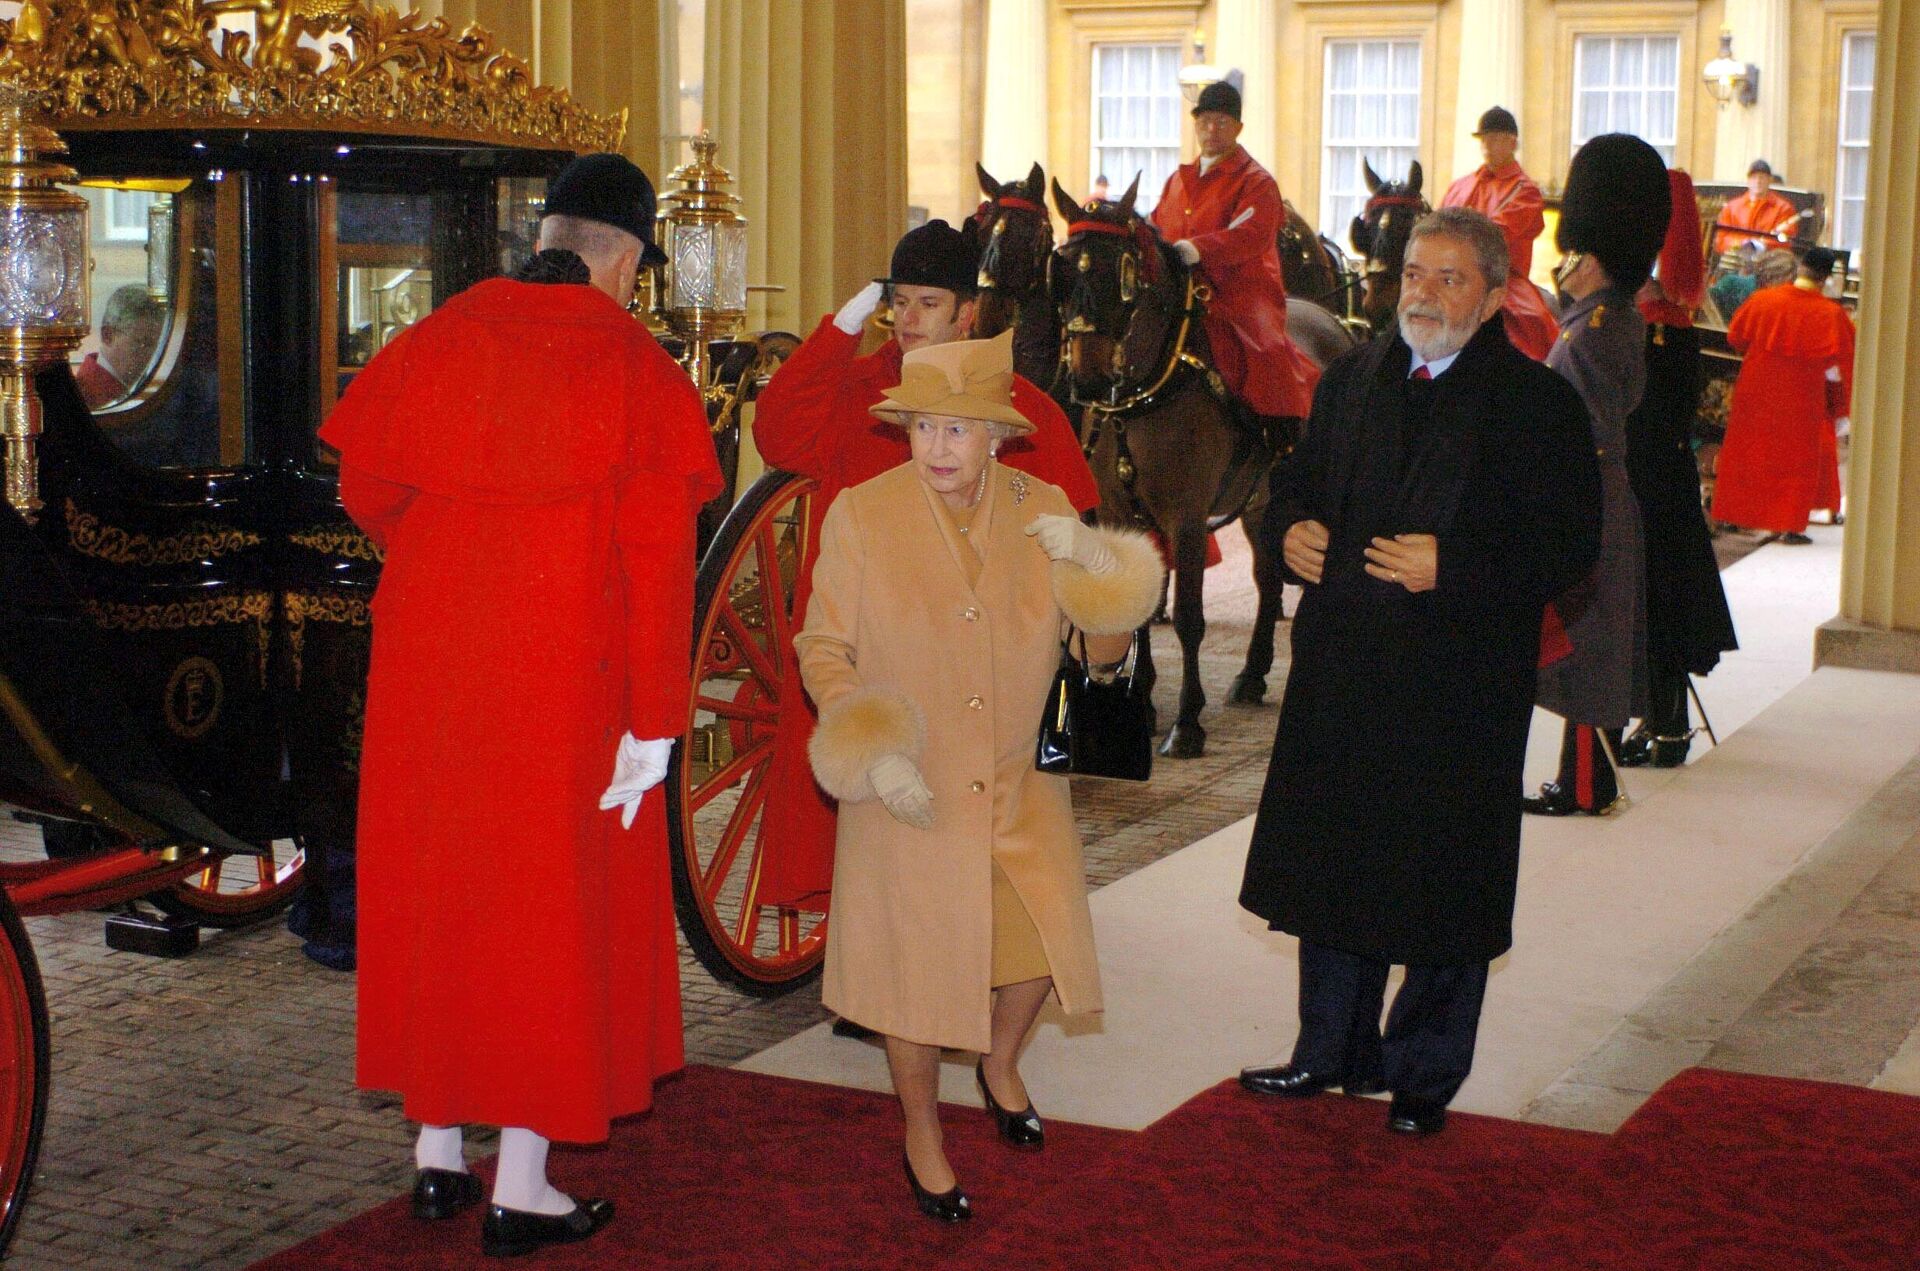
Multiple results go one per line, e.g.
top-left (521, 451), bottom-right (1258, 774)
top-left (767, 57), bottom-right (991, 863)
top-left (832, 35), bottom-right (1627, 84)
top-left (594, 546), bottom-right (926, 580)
top-left (1238, 207), bottom-right (1602, 1135)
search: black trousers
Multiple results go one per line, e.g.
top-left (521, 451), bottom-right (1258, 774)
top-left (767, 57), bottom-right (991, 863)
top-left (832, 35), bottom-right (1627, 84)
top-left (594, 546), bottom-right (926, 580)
top-left (1290, 940), bottom-right (1489, 1105)
top-left (1554, 721), bottom-right (1624, 810)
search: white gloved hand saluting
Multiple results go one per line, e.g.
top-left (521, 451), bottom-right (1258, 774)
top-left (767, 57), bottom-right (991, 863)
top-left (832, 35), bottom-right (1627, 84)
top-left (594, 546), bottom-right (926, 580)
top-left (833, 281), bottom-right (887, 335)
top-left (1025, 514), bottom-right (1117, 575)
top-left (868, 753), bottom-right (935, 831)
top-left (1172, 240), bottom-right (1202, 267)
top-left (599, 734), bottom-right (673, 829)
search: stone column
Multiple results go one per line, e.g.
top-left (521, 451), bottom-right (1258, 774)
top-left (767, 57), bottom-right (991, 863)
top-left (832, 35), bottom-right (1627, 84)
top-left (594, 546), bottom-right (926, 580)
top-left (1712, 0), bottom-right (1791, 180)
top-left (704, 0), bottom-right (909, 334)
top-left (1213, 0), bottom-right (1278, 170)
top-left (1818, 0), bottom-right (1920, 670)
top-left (979, 0), bottom-right (1049, 185)
top-left (1451, 0), bottom-right (1525, 180)
top-left (536, 0), bottom-right (574, 94)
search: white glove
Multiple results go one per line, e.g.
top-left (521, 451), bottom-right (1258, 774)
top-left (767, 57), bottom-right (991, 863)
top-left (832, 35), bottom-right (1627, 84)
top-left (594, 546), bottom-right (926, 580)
top-left (599, 734), bottom-right (673, 829)
top-left (1025, 514), bottom-right (1116, 574)
top-left (833, 281), bottom-right (886, 335)
top-left (1172, 239), bottom-right (1201, 267)
top-left (868, 753), bottom-right (934, 831)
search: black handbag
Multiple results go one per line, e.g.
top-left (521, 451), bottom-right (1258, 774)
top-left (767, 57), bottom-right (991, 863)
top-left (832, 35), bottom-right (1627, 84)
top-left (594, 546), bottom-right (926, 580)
top-left (1035, 632), bottom-right (1154, 781)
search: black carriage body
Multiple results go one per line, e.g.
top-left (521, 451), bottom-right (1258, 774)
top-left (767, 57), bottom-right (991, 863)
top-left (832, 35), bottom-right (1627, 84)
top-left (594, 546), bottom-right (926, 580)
top-left (1, 127), bottom-right (570, 852)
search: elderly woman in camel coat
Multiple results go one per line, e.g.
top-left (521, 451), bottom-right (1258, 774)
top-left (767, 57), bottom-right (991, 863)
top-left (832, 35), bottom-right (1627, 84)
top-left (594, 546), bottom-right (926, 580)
top-left (798, 330), bottom-right (1163, 1223)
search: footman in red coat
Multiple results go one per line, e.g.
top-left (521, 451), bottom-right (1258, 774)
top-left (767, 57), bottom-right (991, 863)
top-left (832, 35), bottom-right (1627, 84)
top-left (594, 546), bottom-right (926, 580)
top-left (321, 153), bottom-right (722, 1260)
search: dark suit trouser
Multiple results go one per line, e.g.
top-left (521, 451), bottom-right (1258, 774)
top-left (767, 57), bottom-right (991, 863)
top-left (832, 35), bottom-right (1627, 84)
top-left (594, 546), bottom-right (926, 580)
top-left (1289, 940), bottom-right (1490, 1105)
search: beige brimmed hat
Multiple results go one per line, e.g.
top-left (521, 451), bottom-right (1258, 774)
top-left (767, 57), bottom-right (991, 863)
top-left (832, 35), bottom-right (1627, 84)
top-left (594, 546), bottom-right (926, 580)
top-left (869, 329), bottom-right (1033, 434)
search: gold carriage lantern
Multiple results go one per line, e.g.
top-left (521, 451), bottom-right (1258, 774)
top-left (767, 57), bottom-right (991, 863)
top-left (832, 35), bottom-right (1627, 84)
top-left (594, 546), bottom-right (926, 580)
top-left (0, 84), bottom-right (89, 525)
top-left (656, 132), bottom-right (749, 396)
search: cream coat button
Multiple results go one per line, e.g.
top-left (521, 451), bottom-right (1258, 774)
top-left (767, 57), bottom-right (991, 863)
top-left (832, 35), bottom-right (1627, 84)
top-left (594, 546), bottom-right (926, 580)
top-left (967, 695), bottom-right (984, 710)
top-left (970, 780), bottom-right (985, 793)
top-left (963, 607), bottom-right (979, 621)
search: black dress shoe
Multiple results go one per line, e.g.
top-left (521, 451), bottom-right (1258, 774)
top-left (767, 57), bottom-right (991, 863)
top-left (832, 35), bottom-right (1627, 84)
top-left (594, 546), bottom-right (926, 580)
top-left (1522, 782), bottom-right (1617, 817)
top-left (1620, 731), bottom-right (1690, 769)
top-left (903, 1153), bottom-right (971, 1223)
top-left (976, 1061), bottom-right (1044, 1150)
top-left (1778, 531), bottom-right (1814, 545)
top-left (412, 1167), bottom-right (484, 1220)
top-left (1387, 1094), bottom-right (1447, 1135)
top-left (1341, 1072), bottom-right (1388, 1097)
top-left (830, 1017), bottom-right (876, 1040)
top-left (481, 1198), bottom-right (615, 1258)
top-left (1239, 1064), bottom-right (1343, 1098)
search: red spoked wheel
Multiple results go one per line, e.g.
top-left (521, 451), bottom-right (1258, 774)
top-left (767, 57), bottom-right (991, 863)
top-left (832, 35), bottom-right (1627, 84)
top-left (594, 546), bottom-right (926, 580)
top-left (0, 892), bottom-right (49, 1259)
top-left (667, 471), bottom-right (828, 995)
top-left (150, 839), bottom-right (305, 928)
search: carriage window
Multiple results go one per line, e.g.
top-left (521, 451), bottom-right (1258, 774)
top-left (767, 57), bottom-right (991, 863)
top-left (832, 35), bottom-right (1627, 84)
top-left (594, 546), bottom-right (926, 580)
top-left (1320, 39), bottom-right (1422, 238)
top-left (1090, 43), bottom-right (1181, 214)
top-left (69, 178), bottom-right (237, 469)
top-left (318, 188), bottom-right (435, 430)
top-left (1572, 35), bottom-right (1679, 163)
top-left (497, 176), bottom-right (548, 277)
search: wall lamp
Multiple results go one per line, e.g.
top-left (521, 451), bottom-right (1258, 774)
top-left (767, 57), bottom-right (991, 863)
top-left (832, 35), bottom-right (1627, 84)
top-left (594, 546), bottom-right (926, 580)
top-left (1703, 29), bottom-right (1760, 108)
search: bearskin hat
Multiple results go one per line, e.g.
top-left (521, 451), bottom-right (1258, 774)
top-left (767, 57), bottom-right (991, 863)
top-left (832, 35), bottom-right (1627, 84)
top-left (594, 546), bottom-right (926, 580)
top-left (1556, 133), bottom-right (1672, 292)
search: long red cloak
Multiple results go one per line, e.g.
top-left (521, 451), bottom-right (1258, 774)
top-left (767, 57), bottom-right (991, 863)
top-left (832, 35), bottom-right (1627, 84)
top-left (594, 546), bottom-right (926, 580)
top-left (321, 278), bottom-right (722, 1143)
top-left (750, 318), bottom-right (1097, 909)
top-left (1150, 146), bottom-right (1320, 417)
top-left (1710, 282), bottom-right (1854, 534)
top-left (1442, 163), bottom-right (1558, 360)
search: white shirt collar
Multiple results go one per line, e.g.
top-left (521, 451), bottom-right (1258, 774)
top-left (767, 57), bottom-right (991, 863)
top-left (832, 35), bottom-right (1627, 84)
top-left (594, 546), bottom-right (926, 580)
top-left (1409, 349), bottom-right (1460, 379)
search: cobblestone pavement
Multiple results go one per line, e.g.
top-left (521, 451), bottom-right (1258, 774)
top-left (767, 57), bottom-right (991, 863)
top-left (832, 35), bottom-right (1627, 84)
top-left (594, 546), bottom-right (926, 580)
top-left (0, 529), bottom-right (1287, 1269)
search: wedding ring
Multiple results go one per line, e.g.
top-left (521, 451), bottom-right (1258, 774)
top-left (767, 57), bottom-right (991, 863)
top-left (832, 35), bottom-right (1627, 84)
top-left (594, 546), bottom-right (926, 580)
top-left (1392, 570), bottom-right (1401, 583)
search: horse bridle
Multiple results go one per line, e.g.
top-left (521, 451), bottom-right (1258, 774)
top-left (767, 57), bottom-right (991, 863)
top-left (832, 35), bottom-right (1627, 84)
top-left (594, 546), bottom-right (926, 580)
top-left (977, 195), bottom-right (1053, 292)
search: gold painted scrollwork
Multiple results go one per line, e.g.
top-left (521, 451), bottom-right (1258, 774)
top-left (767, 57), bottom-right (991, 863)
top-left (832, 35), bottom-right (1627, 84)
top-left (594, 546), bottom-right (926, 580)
top-left (65, 499), bottom-right (262, 566)
top-left (283, 589), bottom-right (369, 690)
top-left (0, 1), bottom-right (625, 153)
top-left (82, 591), bottom-right (273, 686)
top-left (288, 526), bottom-right (382, 562)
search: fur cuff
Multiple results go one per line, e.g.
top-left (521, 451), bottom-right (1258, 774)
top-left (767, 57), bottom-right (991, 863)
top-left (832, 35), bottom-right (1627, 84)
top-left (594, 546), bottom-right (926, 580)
top-left (1052, 527), bottom-right (1166, 635)
top-left (808, 688), bottom-right (926, 803)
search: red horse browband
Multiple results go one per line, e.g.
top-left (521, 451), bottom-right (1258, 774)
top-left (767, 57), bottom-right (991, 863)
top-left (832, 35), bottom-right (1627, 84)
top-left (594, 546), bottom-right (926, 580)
top-left (997, 195), bottom-right (1044, 213)
top-left (1067, 220), bottom-right (1132, 238)
top-left (1364, 194), bottom-right (1427, 212)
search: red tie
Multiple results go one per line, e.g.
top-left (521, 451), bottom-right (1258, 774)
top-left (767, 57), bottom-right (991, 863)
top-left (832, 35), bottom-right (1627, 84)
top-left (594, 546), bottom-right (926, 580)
top-left (1412, 365), bottom-right (1433, 380)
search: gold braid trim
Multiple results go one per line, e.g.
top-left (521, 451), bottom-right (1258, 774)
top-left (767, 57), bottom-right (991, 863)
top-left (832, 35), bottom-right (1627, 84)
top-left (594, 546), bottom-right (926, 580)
top-left (284, 589), bottom-right (370, 689)
top-left (288, 526), bottom-right (383, 562)
top-left (83, 591), bottom-right (273, 686)
top-left (65, 499), bottom-right (261, 566)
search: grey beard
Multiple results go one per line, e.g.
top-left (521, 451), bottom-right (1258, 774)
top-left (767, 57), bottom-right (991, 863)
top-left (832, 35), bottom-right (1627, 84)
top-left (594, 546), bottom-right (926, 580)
top-left (1398, 311), bottom-right (1473, 364)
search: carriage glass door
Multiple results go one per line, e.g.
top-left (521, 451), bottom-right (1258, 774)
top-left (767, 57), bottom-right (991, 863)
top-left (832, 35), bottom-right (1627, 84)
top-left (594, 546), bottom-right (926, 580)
top-left (321, 187), bottom-right (436, 419)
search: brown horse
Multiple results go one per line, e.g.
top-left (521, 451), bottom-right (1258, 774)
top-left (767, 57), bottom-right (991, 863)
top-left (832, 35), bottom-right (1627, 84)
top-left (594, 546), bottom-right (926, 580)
top-left (1280, 199), bottom-right (1366, 330)
top-left (1348, 159), bottom-right (1430, 332)
top-left (1047, 175), bottom-right (1349, 757)
top-left (969, 163), bottom-right (1069, 399)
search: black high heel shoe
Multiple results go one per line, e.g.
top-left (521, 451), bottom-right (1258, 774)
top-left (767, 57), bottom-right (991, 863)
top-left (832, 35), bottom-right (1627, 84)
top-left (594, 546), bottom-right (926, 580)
top-left (976, 1060), bottom-right (1044, 1150)
top-left (903, 1152), bottom-right (971, 1223)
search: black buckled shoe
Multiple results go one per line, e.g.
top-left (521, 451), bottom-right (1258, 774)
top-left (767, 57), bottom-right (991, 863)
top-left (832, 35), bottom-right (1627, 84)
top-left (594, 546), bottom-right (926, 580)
top-left (1522, 782), bottom-right (1620, 817)
top-left (976, 1061), bottom-right (1044, 1150)
top-left (1387, 1093), bottom-right (1448, 1135)
top-left (1621, 730), bottom-right (1691, 769)
top-left (904, 1153), bottom-right (971, 1223)
top-left (412, 1167), bottom-right (483, 1221)
top-left (481, 1198), bottom-right (615, 1259)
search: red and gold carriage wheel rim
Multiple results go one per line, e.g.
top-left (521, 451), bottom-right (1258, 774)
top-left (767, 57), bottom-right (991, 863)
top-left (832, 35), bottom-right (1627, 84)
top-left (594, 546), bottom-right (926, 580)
top-left (160, 841), bottom-right (305, 927)
top-left (0, 900), bottom-right (47, 1254)
top-left (672, 474), bottom-right (828, 991)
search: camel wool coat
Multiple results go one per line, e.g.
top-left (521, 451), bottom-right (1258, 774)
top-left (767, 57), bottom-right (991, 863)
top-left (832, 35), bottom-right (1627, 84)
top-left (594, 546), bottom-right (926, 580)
top-left (797, 461), bottom-right (1162, 1053)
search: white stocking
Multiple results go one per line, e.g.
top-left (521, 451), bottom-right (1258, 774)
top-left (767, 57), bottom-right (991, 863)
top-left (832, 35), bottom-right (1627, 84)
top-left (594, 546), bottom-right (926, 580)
top-left (414, 1123), bottom-right (464, 1173)
top-left (492, 1126), bottom-right (573, 1215)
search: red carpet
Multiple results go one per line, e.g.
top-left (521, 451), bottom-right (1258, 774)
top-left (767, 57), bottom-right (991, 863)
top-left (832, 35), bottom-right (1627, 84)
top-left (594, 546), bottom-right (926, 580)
top-left (1483, 1067), bottom-right (1920, 1270)
top-left (251, 1066), bottom-right (1920, 1269)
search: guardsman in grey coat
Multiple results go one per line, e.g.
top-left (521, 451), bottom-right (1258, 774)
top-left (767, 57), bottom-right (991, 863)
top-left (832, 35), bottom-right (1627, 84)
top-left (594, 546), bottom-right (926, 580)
top-left (1526, 134), bottom-right (1673, 816)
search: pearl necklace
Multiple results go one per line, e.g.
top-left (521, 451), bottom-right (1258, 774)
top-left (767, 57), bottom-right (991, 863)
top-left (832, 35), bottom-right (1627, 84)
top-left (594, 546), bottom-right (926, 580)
top-left (957, 466), bottom-right (988, 533)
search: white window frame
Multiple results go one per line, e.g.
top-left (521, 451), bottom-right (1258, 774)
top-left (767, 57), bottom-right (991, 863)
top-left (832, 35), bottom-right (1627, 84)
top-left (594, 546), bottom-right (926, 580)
top-left (1834, 30), bottom-right (1875, 255)
top-left (1319, 37), bottom-right (1423, 238)
top-left (1089, 42), bottom-right (1182, 215)
top-left (102, 189), bottom-right (156, 243)
top-left (1571, 33), bottom-right (1680, 164)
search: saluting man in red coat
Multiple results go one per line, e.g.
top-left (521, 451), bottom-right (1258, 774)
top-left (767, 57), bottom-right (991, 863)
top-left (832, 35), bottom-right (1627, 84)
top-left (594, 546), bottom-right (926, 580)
top-left (751, 221), bottom-right (1098, 920)
top-left (1442, 107), bottom-right (1558, 361)
top-left (1712, 159), bottom-right (1802, 260)
top-left (1149, 79), bottom-right (1319, 421)
top-left (321, 154), bottom-right (722, 1261)
top-left (1711, 246), bottom-right (1854, 539)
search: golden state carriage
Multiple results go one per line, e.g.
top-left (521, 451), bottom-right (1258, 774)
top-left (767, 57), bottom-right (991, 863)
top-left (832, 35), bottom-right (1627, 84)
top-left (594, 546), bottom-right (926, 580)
top-left (0, 1), bottom-right (825, 1250)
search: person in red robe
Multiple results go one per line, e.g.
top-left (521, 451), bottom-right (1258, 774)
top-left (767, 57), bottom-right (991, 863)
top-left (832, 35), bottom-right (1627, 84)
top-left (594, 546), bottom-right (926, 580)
top-left (751, 220), bottom-right (1097, 917)
top-left (1149, 79), bottom-right (1319, 421)
top-left (320, 154), bottom-right (722, 1260)
top-left (1442, 106), bottom-right (1557, 361)
top-left (1712, 159), bottom-right (1802, 260)
top-left (1711, 247), bottom-right (1853, 540)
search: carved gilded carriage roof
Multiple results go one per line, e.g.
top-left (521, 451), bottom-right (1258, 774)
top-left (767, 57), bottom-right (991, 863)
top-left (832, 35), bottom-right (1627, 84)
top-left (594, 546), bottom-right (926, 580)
top-left (0, 0), bottom-right (626, 153)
